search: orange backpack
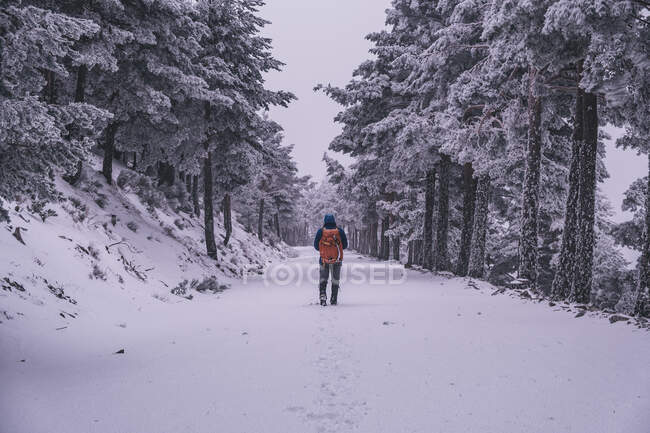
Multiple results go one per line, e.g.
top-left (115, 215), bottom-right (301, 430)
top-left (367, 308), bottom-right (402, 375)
top-left (319, 228), bottom-right (343, 264)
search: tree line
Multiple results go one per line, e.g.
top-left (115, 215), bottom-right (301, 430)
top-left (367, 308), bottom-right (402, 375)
top-left (1, 0), bottom-right (308, 258)
top-left (314, 0), bottom-right (649, 316)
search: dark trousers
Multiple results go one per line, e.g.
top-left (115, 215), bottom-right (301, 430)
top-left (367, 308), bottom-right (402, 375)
top-left (319, 262), bottom-right (342, 301)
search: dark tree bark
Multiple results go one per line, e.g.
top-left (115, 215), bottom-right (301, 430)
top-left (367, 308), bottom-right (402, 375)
top-left (274, 212), bottom-right (281, 240)
top-left (223, 193), bottom-right (232, 246)
top-left (571, 91), bottom-right (598, 304)
top-left (635, 154), bottom-right (650, 317)
top-left (457, 162), bottom-right (476, 276)
top-left (203, 152), bottom-right (217, 259)
top-left (192, 175), bottom-right (200, 217)
top-left (468, 174), bottom-right (491, 278)
top-left (63, 66), bottom-right (87, 185)
top-left (45, 70), bottom-right (56, 104)
top-left (393, 236), bottom-right (400, 262)
top-left (552, 72), bottom-right (584, 299)
top-left (102, 122), bottom-right (119, 184)
top-left (258, 198), bottom-right (265, 242)
top-left (434, 155), bottom-right (451, 271)
top-left (157, 163), bottom-right (175, 187)
top-left (380, 216), bottom-right (390, 260)
top-left (413, 240), bottom-right (420, 265)
top-left (75, 65), bottom-right (86, 103)
top-left (371, 221), bottom-right (379, 257)
top-left (406, 240), bottom-right (414, 267)
top-left (518, 66), bottom-right (543, 289)
top-left (423, 169), bottom-right (436, 269)
top-left (364, 224), bottom-right (370, 255)
top-left (413, 240), bottom-right (423, 266)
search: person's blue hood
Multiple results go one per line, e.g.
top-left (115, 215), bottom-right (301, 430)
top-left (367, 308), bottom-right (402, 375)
top-left (324, 214), bottom-right (336, 228)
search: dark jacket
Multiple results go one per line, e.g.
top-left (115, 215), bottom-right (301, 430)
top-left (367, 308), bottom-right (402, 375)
top-left (314, 214), bottom-right (348, 263)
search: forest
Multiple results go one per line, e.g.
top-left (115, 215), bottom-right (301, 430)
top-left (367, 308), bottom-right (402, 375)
top-left (293, 0), bottom-right (649, 317)
top-left (1, 0), bottom-right (649, 318)
top-left (1, 0), bottom-right (308, 259)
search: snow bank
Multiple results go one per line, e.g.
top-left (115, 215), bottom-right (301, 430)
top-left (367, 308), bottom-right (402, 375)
top-left (0, 158), bottom-right (286, 332)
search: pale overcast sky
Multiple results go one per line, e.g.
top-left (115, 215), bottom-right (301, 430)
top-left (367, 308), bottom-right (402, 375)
top-left (260, 0), bottom-right (646, 225)
top-left (260, 0), bottom-right (391, 180)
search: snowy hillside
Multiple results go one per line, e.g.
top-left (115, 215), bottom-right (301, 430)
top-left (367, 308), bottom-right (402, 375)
top-left (1, 158), bottom-right (287, 331)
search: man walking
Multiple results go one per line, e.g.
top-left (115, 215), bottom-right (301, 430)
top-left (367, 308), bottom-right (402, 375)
top-left (314, 214), bottom-right (348, 306)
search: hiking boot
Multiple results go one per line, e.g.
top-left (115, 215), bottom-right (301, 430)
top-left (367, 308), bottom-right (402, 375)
top-left (320, 293), bottom-right (327, 306)
top-left (330, 287), bottom-right (338, 305)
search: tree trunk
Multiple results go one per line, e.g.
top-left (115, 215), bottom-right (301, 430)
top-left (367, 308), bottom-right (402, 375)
top-left (192, 175), bottom-right (200, 217)
top-left (407, 240), bottom-right (414, 267)
top-left (203, 152), bottom-right (217, 259)
top-left (468, 174), bottom-right (491, 278)
top-left (457, 162), bottom-right (476, 276)
top-left (75, 65), bottom-right (86, 103)
top-left (571, 91), bottom-right (598, 304)
top-left (62, 65), bottom-right (87, 186)
top-left (552, 71), bottom-right (584, 299)
top-left (434, 155), bottom-right (450, 271)
top-left (380, 216), bottom-right (390, 260)
top-left (635, 154), bottom-right (650, 317)
top-left (393, 236), bottom-right (400, 262)
top-left (518, 66), bottom-right (543, 289)
top-left (274, 212), bottom-right (281, 240)
top-left (413, 240), bottom-right (419, 265)
top-left (413, 240), bottom-right (420, 265)
top-left (102, 122), bottom-right (118, 184)
top-left (258, 198), bottom-right (265, 242)
top-left (45, 70), bottom-right (56, 104)
top-left (158, 163), bottom-right (175, 187)
top-left (423, 169), bottom-right (436, 269)
top-left (223, 193), bottom-right (232, 246)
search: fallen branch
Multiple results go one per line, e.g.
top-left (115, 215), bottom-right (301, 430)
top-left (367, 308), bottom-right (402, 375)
top-left (106, 240), bottom-right (142, 254)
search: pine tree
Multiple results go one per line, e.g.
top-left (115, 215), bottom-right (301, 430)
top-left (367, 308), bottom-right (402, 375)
top-left (194, 0), bottom-right (294, 256)
top-left (434, 154), bottom-right (451, 271)
top-left (468, 174), bottom-right (491, 278)
top-left (423, 169), bottom-right (436, 270)
top-left (0, 3), bottom-right (110, 203)
top-left (637, 163), bottom-right (650, 316)
top-left (518, 66), bottom-right (543, 289)
top-left (551, 71), bottom-right (584, 299)
top-left (457, 163), bottom-right (476, 276)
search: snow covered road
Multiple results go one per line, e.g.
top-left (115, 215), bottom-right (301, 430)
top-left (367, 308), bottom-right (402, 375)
top-left (2, 247), bottom-right (649, 433)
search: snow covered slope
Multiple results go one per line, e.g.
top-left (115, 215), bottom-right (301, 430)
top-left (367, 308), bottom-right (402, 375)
top-left (1, 248), bottom-right (649, 433)
top-left (0, 159), bottom-right (286, 333)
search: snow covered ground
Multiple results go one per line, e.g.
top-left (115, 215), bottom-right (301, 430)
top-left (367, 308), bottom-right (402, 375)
top-left (2, 246), bottom-right (649, 433)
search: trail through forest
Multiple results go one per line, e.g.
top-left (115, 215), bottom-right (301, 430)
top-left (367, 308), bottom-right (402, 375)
top-left (2, 247), bottom-right (649, 433)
